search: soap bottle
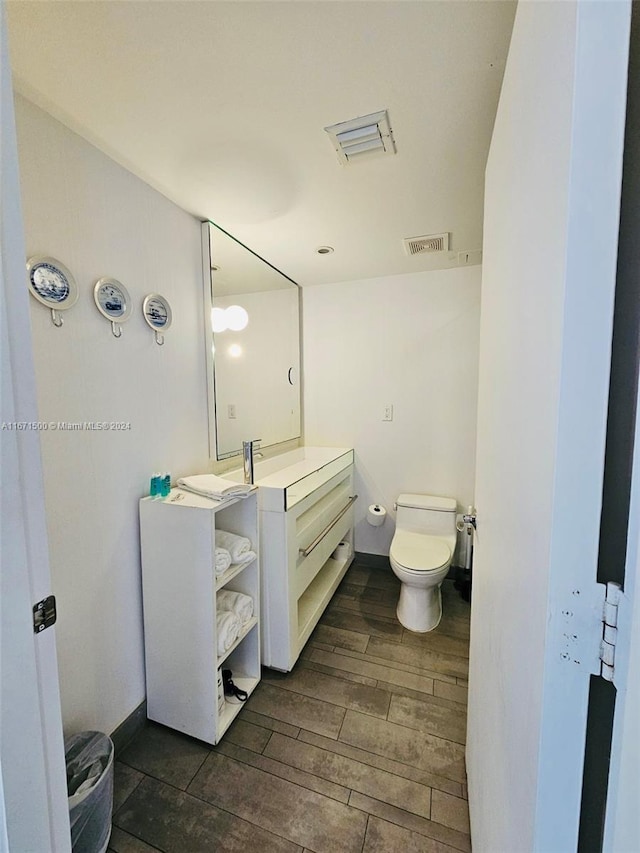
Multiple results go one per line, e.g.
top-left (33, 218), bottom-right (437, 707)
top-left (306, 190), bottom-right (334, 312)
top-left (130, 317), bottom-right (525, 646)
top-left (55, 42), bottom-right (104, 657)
top-left (150, 472), bottom-right (161, 498)
top-left (161, 472), bottom-right (171, 498)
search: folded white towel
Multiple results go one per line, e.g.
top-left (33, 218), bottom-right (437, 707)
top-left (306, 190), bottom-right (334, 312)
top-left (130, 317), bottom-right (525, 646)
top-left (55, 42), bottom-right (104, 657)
top-left (215, 548), bottom-right (232, 575)
top-left (177, 474), bottom-right (252, 501)
top-left (234, 549), bottom-right (257, 567)
top-left (215, 530), bottom-right (252, 563)
top-left (217, 590), bottom-right (254, 625)
top-left (216, 610), bottom-right (241, 656)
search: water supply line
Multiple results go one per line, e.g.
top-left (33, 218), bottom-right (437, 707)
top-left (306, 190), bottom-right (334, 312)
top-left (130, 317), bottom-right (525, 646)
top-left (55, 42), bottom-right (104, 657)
top-left (457, 506), bottom-right (476, 571)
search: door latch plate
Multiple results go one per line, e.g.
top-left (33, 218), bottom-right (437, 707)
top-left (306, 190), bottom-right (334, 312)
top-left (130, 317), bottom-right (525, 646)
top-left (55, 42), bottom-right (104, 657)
top-left (33, 595), bottom-right (57, 633)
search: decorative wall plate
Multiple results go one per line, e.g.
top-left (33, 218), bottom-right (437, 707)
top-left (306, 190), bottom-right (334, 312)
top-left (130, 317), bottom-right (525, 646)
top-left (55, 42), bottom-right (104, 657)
top-left (142, 293), bottom-right (172, 345)
top-left (94, 277), bottom-right (132, 337)
top-left (27, 256), bottom-right (79, 326)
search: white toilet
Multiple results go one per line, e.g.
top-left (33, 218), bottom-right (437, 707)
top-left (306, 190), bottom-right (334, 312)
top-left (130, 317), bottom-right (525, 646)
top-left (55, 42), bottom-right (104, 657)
top-left (389, 493), bottom-right (457, 632)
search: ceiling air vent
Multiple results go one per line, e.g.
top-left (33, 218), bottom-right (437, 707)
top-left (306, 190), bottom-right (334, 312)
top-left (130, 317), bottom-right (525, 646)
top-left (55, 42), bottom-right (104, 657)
top-left (324, 110), bottom-right (395, 165)
top-left (403, 233), bottom-right (450, 256)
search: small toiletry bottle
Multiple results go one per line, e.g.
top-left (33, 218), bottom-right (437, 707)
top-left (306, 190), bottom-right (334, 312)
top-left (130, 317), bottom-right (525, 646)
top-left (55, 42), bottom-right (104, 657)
top-left (161, 472), bottom-right (171, 498)
top-left (150, 472), bottom-right (161, 498)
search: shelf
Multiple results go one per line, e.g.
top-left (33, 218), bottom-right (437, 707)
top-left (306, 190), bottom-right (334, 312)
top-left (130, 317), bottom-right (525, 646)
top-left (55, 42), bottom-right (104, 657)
top-left (217, 616), bottom-right (258, 667)
top-left (215, 558), bottom-right (257, 591)
top-left (140, 488), bottom-right (259, 745)
top-left (297, 555), bottom-right (351, 647)
top-left (217, 675), bottom-right (260, 737)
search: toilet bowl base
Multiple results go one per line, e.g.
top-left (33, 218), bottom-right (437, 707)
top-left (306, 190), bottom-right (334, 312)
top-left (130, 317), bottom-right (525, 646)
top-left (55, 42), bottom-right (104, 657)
top-left (396, 582), bottom-right (442, 633)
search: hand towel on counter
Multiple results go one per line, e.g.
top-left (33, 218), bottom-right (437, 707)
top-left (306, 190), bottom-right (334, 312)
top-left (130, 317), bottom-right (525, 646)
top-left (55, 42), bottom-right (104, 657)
top-left (217, 590), bottom-right (254, 625)
top-left (176, 474), bottom-right (253, 501)
top-left (215, 548), bottom-right (232, 575)
top-left (215, 530), bottom-right (253, 563)
top-left (216, 610), bottom-right (241, 656)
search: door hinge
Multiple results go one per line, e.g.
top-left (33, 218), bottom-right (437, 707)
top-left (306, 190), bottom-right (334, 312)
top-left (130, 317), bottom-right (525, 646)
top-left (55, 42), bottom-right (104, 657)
top-left (33, 595), bottom-right (57, 633)
top-left (599, 581), bottom-right (625, 683)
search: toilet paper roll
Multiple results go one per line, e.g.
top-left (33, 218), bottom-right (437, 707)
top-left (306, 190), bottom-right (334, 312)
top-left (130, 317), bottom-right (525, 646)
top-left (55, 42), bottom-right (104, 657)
top-left (367, 504), bottom-right (387, 526)
top-left (332, 541), bottom-right (351, 561)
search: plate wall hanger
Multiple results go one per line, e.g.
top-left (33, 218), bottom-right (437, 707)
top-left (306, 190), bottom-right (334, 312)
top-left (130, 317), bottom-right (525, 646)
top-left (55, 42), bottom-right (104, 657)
top-left (27, 256), bottom-right (79, 327)
top-left (142, 293), bottom-right (172, 345)
top-left (94, 277), bottom-right (132, 338)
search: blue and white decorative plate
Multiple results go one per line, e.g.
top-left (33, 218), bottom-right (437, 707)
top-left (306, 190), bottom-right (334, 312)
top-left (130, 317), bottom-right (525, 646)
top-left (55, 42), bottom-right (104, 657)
top-left (142, 293), bottom-right (172, 331)
top-left (27, 256), bottom-right (78, 309)
top-left (94, 277), bottom-right (132, 322)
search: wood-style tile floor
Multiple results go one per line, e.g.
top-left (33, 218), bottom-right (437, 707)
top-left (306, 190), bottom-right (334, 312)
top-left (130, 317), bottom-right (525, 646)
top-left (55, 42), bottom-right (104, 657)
top-left (109, 562), bottom-right (471, 853)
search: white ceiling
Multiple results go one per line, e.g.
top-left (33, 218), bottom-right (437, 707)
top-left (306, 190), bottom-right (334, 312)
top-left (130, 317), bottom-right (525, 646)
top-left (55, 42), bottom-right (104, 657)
top-left (6, 0), bottom-right (516, 287)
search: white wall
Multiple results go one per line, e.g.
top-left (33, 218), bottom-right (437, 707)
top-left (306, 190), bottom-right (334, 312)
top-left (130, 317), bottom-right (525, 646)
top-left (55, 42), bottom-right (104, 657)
top-left (467, 1), bottom-right (630, 851)
top-left (302, 266), bottom-right (481, 556)
top-left (15, 96), bottom-right (210, 737)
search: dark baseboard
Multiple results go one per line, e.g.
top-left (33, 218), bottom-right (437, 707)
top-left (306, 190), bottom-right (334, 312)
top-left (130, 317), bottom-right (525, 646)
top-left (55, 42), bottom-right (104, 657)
top-left (353, 551), bottom-right (390, 569)
top-left (355, 551), bottom-right (463, 581)
top-left (110, 700), bottom-right (147, 755)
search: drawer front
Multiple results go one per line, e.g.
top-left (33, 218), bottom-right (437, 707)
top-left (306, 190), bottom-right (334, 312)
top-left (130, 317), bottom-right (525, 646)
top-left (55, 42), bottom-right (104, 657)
top-left (295, 502), bottom-right (354, 598)
top-left (285, 451), bottom-right (354, 509)
top-left (296, 476), bottom-right (352, 552)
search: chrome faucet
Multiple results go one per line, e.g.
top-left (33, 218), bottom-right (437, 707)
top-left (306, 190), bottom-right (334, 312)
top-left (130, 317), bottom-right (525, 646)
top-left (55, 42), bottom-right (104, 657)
top-left (242, 439), bottom-right (261, 485)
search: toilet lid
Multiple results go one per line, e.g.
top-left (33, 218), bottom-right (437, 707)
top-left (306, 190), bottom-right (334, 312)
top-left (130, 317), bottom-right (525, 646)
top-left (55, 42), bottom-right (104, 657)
top-left (390, 531), bottom-right (451, 572)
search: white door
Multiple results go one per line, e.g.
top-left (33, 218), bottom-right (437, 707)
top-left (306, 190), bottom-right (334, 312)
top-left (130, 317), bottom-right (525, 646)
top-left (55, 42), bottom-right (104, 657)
top-left (0, 4), bottom-right (70, 850)
top-left (466, 2), bottom-right (632, 851)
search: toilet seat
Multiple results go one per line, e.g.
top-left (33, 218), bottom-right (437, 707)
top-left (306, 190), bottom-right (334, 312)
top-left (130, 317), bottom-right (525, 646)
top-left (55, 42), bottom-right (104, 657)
top-left (390, 530), bottom-right (451, 573)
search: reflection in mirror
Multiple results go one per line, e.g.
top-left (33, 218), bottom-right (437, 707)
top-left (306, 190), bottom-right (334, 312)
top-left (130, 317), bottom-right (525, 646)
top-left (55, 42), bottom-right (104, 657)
top-left (203, 222), bottom-right (301, 461)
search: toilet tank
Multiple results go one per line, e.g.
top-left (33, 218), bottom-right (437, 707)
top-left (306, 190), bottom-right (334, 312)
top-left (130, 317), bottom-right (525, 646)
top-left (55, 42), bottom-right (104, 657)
top-left (396, 494), bottom-right (457, 536)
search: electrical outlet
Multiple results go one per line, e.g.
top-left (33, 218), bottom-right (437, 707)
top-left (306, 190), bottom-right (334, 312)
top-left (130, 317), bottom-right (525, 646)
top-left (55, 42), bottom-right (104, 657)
top-left (383, 404), bottom-right (393, 421)
top-left (228, 404), bottom-right (236, 419)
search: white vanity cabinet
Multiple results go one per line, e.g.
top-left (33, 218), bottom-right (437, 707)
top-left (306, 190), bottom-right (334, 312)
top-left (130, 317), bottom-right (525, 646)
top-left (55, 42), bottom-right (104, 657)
top-left (258, 448), bottom-right (355, 671)
top-left (139, 489), bottom-right (260, 745)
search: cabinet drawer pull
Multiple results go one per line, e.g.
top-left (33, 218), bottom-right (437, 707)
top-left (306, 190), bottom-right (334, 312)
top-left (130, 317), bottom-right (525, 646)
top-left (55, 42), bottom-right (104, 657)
top-left (299, 495), bottom-right (358, 557)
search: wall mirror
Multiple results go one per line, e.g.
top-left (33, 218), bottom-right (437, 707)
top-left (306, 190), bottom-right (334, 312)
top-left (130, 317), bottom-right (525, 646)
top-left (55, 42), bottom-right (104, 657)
top-left (203, 222), bottom-right (301, 461)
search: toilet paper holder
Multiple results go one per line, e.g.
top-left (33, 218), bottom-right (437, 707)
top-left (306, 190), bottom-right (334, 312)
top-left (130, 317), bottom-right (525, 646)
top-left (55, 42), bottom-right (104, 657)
top-left (367, 503), bottom-right (387, 526)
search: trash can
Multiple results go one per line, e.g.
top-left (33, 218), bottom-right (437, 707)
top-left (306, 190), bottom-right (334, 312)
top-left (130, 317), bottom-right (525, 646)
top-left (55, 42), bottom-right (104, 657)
top-left (65, 731), bottom-right (114, 853)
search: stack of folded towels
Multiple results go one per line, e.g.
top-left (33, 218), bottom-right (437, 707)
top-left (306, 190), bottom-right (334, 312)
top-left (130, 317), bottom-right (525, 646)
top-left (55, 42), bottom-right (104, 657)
top-left (214, 529), bottom-right (257, 577)
top-left (177, 474), bottom-right (253, 502)
top-left (216, 590), bottom-right (254, 656)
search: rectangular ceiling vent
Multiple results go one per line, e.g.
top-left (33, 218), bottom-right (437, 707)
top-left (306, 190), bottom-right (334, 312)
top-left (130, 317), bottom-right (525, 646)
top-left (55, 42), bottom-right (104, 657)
top-left (403, 233), bottom-right (450, 256)
top-left (324, 110), bottom-right (395, 165)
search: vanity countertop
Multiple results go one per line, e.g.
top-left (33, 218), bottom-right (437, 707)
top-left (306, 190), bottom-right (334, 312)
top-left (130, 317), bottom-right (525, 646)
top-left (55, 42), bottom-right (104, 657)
top-left (227, 446), bottom-right (353, 508)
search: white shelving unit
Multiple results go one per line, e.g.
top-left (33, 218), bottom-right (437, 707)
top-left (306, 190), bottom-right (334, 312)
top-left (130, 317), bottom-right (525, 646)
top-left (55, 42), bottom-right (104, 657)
top-left (259, 449), bottom-right (355, 671)
top-left (139, 487), bottom-right (260, 744)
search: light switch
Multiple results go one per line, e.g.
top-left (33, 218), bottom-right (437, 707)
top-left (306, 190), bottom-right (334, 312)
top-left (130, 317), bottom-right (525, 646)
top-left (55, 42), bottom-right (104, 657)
top-left (383, 404), bottom-right (393, 421)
